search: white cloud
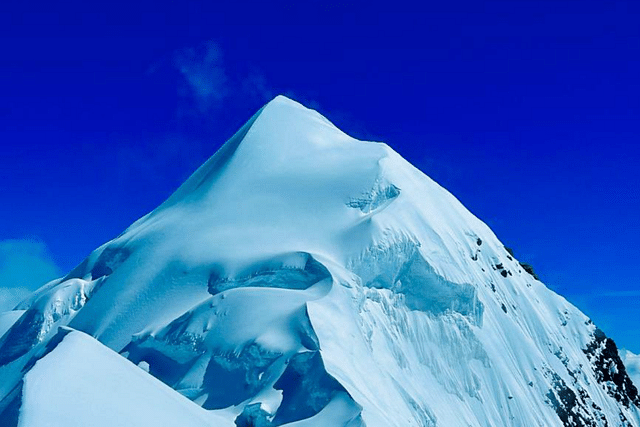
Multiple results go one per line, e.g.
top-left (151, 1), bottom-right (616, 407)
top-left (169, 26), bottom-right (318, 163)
top-left (0, 239), bottom-right (60, 312)
top-left (173, 41), bottom-right (228, 113)
top-left (622, 349), bottom-right (640, 388)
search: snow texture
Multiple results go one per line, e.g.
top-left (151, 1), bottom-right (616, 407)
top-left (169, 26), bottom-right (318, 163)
top-left (1, 95), bottom-right (639, 427)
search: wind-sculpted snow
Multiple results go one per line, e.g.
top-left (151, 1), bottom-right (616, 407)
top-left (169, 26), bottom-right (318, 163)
top-left (207, 252), bottom-right (331, 295)
top-left (1, 96), bottom-right (639, 427)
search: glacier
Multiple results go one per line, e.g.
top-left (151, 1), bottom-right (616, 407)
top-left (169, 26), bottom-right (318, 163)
top-left (0, 95), bottom-right (638, 427)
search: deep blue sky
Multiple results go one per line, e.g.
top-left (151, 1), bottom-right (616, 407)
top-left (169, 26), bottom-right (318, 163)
top-left (1, 1), bottom-right (639, 351)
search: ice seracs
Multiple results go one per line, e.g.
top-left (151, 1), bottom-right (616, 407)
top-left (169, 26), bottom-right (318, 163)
top-left (1, 95), bottom-right (639, 426)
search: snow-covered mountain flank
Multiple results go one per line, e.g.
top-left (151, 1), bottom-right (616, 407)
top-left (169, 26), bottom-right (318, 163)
top-left (1, 96), bottom-right (638, 427)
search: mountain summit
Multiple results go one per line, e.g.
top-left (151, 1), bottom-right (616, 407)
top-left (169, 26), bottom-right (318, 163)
top-left (0, 96), bottom-right (638, 427)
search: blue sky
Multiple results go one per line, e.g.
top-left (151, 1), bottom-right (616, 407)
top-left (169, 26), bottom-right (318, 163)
top-left (1, 1), bottom-right (639, 351)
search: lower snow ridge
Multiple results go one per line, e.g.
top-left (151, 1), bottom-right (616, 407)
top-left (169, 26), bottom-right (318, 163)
top-left (14, 328), bottom-right (232, 427)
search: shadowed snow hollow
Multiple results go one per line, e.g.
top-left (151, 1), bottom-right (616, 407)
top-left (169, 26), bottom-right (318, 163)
top-left (0, 96), bottom-right (638, 427)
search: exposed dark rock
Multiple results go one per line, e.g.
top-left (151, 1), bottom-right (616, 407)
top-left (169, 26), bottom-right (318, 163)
top-left (520, 263), bottom-right (540, 281)
top-left (583, 328), bottom-right (640, 409)
top-left (502, 246), bottom-right (541, 281)
top-left (545, 371), bottom-right (597, 427)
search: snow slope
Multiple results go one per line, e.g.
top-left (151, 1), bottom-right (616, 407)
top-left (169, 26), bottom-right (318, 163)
top-left (17, 328), bottom-right (232, 427)
top-left (0, 95), bottom-right (638, 426)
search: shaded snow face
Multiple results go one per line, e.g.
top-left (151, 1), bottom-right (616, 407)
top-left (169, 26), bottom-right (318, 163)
top-left (1, 96), bottom-right (639, 427)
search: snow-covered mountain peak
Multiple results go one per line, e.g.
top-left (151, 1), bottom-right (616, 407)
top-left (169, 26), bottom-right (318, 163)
top-left (158, 94), bottom-right (360, 208)
top-left (123, 94), bottom-right (404, 273)
top-left (1, 97), bottom-right (638, 427)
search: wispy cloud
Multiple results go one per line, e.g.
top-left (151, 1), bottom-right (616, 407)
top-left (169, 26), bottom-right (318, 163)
top-left (170, 41), bottom-right (276, 117)
top-left (588, 290), bottom-right (640, 298)
top-left (0, 239), bottom-right (60, 312)
top-left (241, 71), bottom-right (276, 104)
top-left (114, 41), bottom-right (286, 193)
top-left (173, 41), bottom-right (229, 114)
top-left (147, 39), bottom-right (332, 123)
